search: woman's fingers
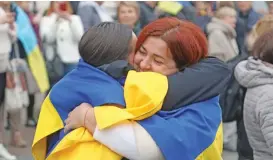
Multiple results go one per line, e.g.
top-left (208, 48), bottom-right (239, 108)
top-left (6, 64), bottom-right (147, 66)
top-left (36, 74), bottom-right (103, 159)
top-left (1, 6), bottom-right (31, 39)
top-left (68, 111), bottom-right (72, 117)
top-left (64, 118), bottom-right (70, 125)
top-left (64, 121), bottom-right (75, 133)
top-left (64, 123), bottom-right (70, 133)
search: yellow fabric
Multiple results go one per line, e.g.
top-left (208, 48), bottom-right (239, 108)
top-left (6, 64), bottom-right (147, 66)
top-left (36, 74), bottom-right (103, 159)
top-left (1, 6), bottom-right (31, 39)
top-left (32, 71), bottom-right (168, 160)
top-left (157, 1), bottom-right (183, 15)
top-left (32, 96), bottom-right (64, 160)
top-left (195, 122), bottom-right (223, 160)
top-left (95, 71), bottom-right (168, 129)
top-left (28, 46), bottom-right (50, 93)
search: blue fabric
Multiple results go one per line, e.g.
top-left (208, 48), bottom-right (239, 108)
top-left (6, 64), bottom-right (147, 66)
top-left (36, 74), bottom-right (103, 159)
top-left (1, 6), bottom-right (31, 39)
top-left (194, 15), bottom-right (212, 35)
top-left (138, 96), bottom-right (222, 160)
top-left (178, 1), bottom-right (192, 7)
top-left (46, 59), bottom-right (222, 160)
top-left (12, 3), bottom-right (37, 54)
top-left (46, 59), bottom-right (125, 155)
top-left (246, 9), bottom-right (262, 32)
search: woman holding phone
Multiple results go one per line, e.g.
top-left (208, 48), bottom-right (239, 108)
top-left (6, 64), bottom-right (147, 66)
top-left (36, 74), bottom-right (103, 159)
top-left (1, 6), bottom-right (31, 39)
top-left (40, 1), bottom-right (84, 85)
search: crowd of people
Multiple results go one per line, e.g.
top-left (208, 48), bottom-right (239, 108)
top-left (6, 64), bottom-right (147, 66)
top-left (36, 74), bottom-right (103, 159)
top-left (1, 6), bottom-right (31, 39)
top-left (0, 1), bottom-right (273, 160)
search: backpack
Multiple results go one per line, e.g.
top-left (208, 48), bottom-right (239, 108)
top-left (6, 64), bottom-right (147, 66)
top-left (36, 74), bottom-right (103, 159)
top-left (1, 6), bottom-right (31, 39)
top-left (220, 52), bottom-right (248, 122)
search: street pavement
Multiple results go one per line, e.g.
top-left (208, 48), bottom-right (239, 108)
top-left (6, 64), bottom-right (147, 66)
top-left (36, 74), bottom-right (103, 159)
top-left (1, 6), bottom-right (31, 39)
top-left (4, 127), bottom-right (238, 160)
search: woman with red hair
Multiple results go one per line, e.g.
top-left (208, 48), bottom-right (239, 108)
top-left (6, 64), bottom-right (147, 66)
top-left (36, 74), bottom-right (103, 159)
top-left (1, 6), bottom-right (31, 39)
top-left (132, 16), bottom-right (207, 74)
top-left (51, 18), bottom-right (228, 160)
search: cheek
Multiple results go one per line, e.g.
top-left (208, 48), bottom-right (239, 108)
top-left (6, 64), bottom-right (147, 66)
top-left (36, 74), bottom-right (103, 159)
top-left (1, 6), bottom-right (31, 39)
top-left (132, 14), bottom-right (138, 22)
top-left (118, 13), bottom-right (125, 20)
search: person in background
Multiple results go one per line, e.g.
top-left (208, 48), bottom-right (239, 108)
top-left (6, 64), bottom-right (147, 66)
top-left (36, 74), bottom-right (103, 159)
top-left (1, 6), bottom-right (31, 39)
top-left (69, 1), bottom-right (80, 15)
top-left (246, 15), bottom-right (273, 52)
top-left (235, 29), bottom-right (273, 160)
top-left (213, 1), bottom-right (246, 54)
top-left (138, 1), bottom-right (157, 29)
top-left (40, 1), bottom-right (84, 77)
top-left (117, 1), bottom-right (141, 36)
top-left (77, 1), bottom-right (113, 32)
top-left (252, 1), bottom-right (268, 15)
top-left (236, 1), bottom-right (262, 53)
top-left (102, 1), bottom-right (119, 19)
top-left (17, 1), bottom-right (41, 48)
top-left (155, 1), bottom-right (187, 21)
top-left (217, 1), bottom-right (235, 9)
top-left (177, 1), bottom-right (196, 22)
top-left (0, 2), bottom-right (22, 160)
top-left (207, 6), bottom-right (239, 152)
top-left (207, 6), bottom-right (239, 62)
top-left (194, 1), bottom-right (214, 35)
top-left (237, 1), bottom-right (262, 32)
top-left (235, 15), bottom-right (273, 160)
top-left (267, 2), bottom-right (273, 15)
top-left (16, 1), bottom-right (41, 127)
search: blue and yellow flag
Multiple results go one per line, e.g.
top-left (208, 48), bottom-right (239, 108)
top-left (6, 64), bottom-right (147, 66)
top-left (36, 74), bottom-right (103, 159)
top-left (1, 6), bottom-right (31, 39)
top-left (32, 59), bottom-right (168, 160)
top-left (14, 3), bottom-right (49, 92)
top-left (32, 59), bottom-right (223, 160)
top-left (138, 96), bottom-right (223, 160)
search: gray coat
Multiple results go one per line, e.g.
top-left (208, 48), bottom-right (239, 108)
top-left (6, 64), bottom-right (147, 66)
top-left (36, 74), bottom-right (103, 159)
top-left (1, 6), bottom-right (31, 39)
top-left (207, 18), bottom-right (239, 62)
top-left (235, 57), bottom-right (273, 160)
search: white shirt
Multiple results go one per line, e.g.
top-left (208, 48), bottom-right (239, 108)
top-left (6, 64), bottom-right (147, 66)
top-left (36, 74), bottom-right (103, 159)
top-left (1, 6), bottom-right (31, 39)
top-left (40, 13), bottom-right (84, 63)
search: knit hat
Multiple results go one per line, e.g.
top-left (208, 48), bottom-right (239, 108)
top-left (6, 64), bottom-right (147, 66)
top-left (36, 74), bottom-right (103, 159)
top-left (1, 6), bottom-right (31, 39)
top-left (79, 22), bottom-right (132, 67)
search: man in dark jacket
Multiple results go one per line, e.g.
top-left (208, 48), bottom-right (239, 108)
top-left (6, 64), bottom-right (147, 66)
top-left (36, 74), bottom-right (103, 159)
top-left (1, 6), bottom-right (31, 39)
top-left (138, 1), bottom-right (157, 29)
top-left (236, 2), bottom-right (262, 54)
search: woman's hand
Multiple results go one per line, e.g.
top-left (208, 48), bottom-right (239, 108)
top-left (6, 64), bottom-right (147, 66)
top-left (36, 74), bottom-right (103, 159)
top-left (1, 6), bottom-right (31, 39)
top-left (0, 12), bottom-right (15, 24)
top-left (64, 103), bottom-right (92, 133)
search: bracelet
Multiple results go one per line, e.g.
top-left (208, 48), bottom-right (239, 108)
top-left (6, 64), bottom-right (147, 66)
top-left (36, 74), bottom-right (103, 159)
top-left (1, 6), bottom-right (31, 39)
top-left (84, 108), bottom-right (90, 127)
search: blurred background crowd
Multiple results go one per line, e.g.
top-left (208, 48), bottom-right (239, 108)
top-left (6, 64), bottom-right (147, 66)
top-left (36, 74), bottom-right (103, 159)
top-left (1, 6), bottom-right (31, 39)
top-left (0, 1), bottom-right (273, 160)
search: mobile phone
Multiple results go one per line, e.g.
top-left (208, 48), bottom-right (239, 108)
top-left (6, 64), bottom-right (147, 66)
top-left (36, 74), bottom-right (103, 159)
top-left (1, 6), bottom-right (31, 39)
top-left (59, 2), bottom-right (67, 12)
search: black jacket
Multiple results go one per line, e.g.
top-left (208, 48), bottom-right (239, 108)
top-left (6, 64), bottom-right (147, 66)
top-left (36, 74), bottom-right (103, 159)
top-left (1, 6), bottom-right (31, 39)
top-left (99, 57), bottom-right (231, 111)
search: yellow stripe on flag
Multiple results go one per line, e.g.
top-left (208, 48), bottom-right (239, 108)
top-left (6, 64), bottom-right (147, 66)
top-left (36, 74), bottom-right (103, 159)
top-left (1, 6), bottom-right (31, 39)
top-left (27, 46), bottom-right (49, 93)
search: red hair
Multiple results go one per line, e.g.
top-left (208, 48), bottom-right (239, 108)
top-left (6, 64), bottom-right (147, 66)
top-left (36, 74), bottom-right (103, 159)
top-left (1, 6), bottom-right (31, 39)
top-left (46, 1), bottom-right (73, 16)
top-left (136, 17), bottom-right (208, 69)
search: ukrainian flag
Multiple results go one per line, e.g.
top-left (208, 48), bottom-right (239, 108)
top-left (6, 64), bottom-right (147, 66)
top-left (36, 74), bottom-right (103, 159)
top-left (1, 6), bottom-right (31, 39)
top-left (32, 59), bottom-right (168, 160)
top-left (138, 96), bottom-right (223, 160)
top-left (13, 3), bottom-right (49, 92)
top-left (32, 59), bottom-right (223, 160)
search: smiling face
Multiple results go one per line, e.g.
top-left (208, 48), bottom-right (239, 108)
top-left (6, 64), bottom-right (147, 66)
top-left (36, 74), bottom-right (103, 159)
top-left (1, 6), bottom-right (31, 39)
top-left (133, 36), bottom-right (178, 76)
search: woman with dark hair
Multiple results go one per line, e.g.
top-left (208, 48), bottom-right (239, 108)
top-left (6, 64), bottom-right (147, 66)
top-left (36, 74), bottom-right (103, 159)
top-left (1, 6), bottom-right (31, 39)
top-left (235, 30), bottom-right (273, 160)
top-left (54, 18), bottom-right (230, 160)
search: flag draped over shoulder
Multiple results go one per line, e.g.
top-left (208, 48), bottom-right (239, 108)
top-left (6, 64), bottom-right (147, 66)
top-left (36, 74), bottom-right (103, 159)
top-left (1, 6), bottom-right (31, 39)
top-left (138, 96), bottom-right (223, 160)
top-left (95, 60), bottom-right (224, 160)
top-left (32, 59), bottom-right (168, 160)
top-left (14, 3), bottom-right (49, 92)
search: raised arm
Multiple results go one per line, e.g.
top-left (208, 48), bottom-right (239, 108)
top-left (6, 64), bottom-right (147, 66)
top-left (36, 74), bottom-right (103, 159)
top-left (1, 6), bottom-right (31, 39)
top-left (100, 57), bottom-right (231, 111)
top-left (163, 57), bottom-right (231, 110)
